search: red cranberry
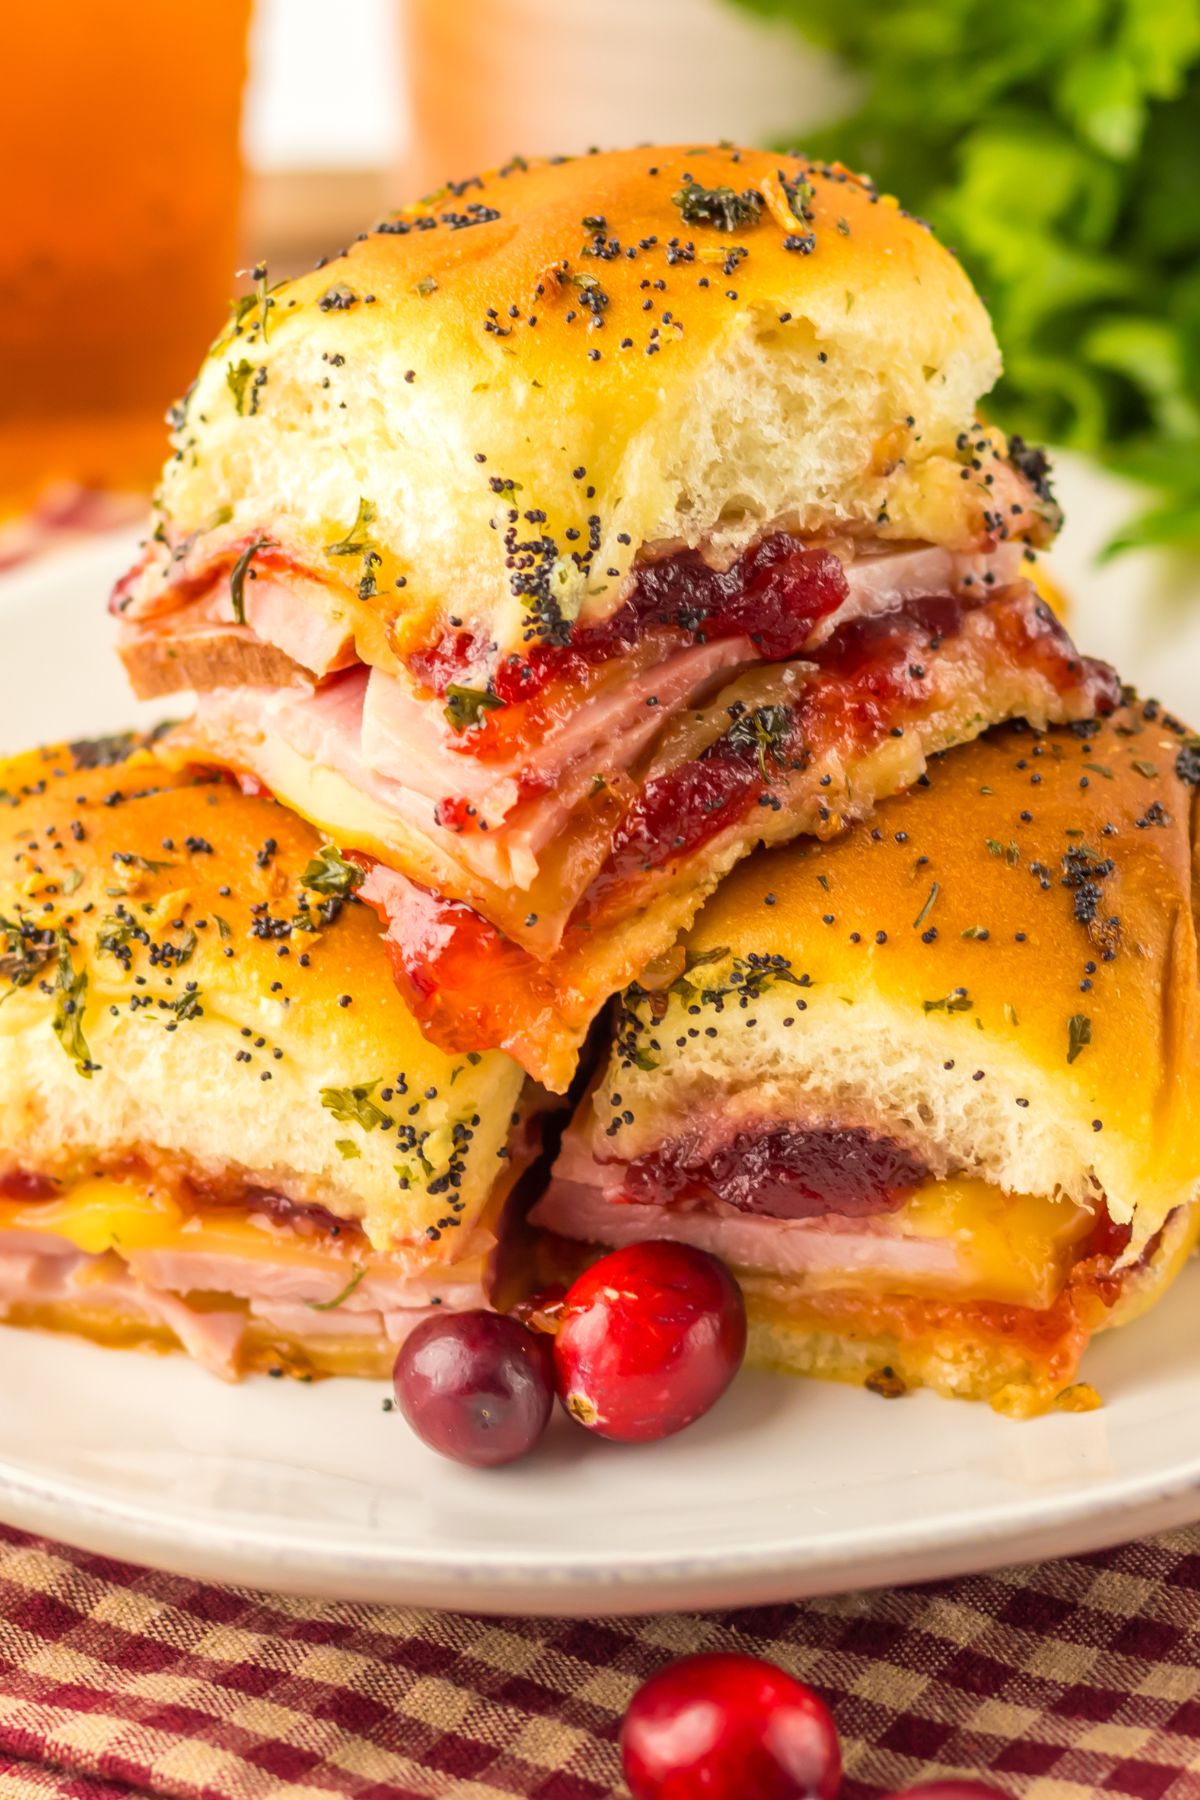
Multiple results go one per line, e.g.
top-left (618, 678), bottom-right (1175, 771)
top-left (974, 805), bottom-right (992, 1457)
top-left (621, 1652), bottom-right (841, 1800)
top-left (392, 1310), bottom-right (553, 1467)
top-left (881, 1786), bottom-right (1011, 1799)
top-left (553, 1242), bottom-right (746, 1443)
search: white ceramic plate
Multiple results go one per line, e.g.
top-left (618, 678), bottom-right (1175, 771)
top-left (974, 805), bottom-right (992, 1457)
top-left (0, 460), bottom-right (1198, 1617)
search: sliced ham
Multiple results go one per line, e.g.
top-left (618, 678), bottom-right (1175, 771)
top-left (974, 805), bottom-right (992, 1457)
top-left (0, 1243), bottom-right (248, 1379)
top-left (362, 634), bottom-right (758, 818)
top-left (116, 540), bottom-right (356, 689)
top-left (0, 1230), bottom-right (490, 1380)
top-left (191, 673), bottom-right (455, 846)
top-left (126, 1241), bottom-right (492, 1313)
top-left (148, 532), bottom-right (1037, 911)
top-left (530, 1179), bottom-right (963, 1286)
top-left (818, 542), bottom-right (1025, 645)
top-left (185, 627), bottom-right (760, 893)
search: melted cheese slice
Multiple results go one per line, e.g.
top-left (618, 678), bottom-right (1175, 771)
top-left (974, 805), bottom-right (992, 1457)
top-left (0, 1177), bottom-right (349, 1263)
top-left (0, 1176), bottom-right (494, 1286)
top-left (892, 1176), bottom-right (1093, 1306)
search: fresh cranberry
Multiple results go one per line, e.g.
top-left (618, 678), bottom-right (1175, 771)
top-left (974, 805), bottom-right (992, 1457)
top-left (881, 1786), bottom-right (1011, 1799)
top-left (392, 1310), bottom-right (553, 1467)
top-left (621, 1652), bottom-right (841, 1800)
top-left (553, 1242), bottom-right (746, 1443)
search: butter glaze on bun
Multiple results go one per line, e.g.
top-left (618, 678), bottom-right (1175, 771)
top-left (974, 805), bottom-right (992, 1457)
top-left (125, 143), bottom-right (1055, 666)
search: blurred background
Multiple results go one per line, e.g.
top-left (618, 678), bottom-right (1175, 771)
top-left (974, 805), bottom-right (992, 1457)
top-left (1, 0), bottom-right (1197, 573)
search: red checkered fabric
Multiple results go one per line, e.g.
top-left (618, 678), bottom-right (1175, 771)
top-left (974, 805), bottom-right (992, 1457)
top-left (0, 1524), bottom-right (1197, 1800)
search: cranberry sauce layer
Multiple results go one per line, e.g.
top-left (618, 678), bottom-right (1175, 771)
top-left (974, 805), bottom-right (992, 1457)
top-left (582, 587), bottom-right (1118, 913)
top-left (408, 535), bottom-right (849, 755)
top-left (0, 1171), bottom-right (59, 1201)
top-left (620, 1126), bottom-right (931, 1220)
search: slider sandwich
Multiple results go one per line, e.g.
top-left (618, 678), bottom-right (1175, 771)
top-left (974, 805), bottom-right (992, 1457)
top-left (535, 705), bottom-right (1200, 1414)
top-left (112, 143), bottom-right (1117, 1089)
top-left (0, 738), bottom-right (537, 1379)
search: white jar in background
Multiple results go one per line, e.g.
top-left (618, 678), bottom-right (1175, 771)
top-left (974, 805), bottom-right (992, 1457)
top-left (397, 0), bottom-right (854, 192)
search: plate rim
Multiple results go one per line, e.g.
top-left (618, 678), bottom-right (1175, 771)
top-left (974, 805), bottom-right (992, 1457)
top-left (0, 1416), bottom-right (1197, 1613)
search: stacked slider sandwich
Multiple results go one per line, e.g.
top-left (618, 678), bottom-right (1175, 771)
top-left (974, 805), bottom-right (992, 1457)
top-left (110, 145), bottom-right (1116, 1093)
top-left (535, 707), bottom-right (1200, 1413)
top-left (0, 739), bottom-right (536, 1379)
top-left (4, 142), bottom-right (1193, 1406)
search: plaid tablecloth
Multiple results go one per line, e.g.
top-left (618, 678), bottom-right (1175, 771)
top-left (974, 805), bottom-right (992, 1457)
top-left (0, 1522), bottom-right (1197, 1800)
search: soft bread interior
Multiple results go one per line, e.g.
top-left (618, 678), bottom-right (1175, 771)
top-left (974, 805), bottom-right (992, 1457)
top-left (653, 311), bottom-right (997, 567)
top-left (597, 982), bottom-right (1136, 1226)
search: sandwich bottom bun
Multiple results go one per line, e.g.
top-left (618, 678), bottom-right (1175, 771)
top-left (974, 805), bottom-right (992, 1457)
top-left (739, 1204), bottom-right (1200, 1416)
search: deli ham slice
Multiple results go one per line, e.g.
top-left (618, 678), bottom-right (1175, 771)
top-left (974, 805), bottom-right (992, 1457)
top-left (0, 1229), bottom-right (491, 1382)
top-left (819, 541), bottom-right (1025, 644)
top-left (117, 546), bottom-right (357, 690)
top-left (530, 1178), bottom-right (963, 1287)
top-left (360, 633), bottom-right (759, 821)
top-left (184, 627), bottom-right (761, 892)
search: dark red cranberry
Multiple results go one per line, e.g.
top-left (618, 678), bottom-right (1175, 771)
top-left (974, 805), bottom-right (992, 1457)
top-left (553, 1242), bottom-right (746, 1443)
top-left (881, 1786), bottom-right (1011, 1799)
top-left (621, 1652), bottom-right (841, 1800)
top-left (392, 1310), bottom-right (553, 1467)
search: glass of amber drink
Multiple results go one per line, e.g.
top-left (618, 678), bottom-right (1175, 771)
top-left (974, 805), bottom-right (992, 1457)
top-left (0, 1), bottom-right (252, 509)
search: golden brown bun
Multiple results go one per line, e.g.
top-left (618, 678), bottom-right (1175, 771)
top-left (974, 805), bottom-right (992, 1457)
top-left (131, 144), bottom-right (1054, 665)
top-left (589, 703), bottom-right (1200, 1252)
top-left (0, 736), bottom-right (527, 1256)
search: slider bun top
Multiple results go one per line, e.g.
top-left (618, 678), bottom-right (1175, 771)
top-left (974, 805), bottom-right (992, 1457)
top-left (140, 143), bottom-right (1054, 665)
top-left (0, 738), bottom-right (526, 1254)
top-left (602, 705), bottom-right (1200, 1251)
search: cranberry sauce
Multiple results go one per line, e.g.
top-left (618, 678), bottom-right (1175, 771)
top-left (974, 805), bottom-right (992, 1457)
top-left (597, 706), bottom-right (800, 898)
top-left (409, 535), bottom-right (849, 709)
top-left (227, 1187), bottom-right (358, 1242)
top-left (806, 588), bottom-right (1118, 731)
top-left (620, 1126), bottom-right (931, 1221)
top-left (0, 1171), bottom-right (60, 1201)
top-left (584, 592), bottom-right (964, 911)
top-left (366, 875), bottom-right (560, 1057)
